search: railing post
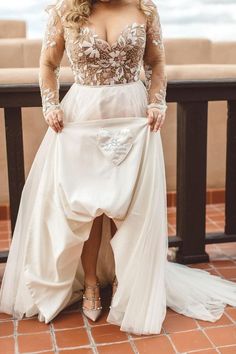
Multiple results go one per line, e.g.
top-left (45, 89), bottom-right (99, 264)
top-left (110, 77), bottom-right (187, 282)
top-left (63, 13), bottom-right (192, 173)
top-left (225, 100), bottom-right (236, 235)
top-left (176, 101), bottom-right (209, 264)
top-left (4, 107), bottom-right (25, 235)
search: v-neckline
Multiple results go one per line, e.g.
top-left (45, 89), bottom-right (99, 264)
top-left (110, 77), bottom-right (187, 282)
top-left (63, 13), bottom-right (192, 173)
top-left (81, 22), bottom-right (146, 49)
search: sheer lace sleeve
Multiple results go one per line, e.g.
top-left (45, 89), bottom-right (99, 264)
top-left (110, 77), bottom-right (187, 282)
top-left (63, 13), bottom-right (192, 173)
top-left (39, 1), bottom-right (65, 118)
top-left (143, 0), bottom-right (167, 113)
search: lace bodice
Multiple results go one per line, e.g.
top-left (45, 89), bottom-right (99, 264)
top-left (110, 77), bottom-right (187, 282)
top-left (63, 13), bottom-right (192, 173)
top-left (66, 22), bottom-right (146, 86)
top-left (39, 0), bottom-right (167, 117)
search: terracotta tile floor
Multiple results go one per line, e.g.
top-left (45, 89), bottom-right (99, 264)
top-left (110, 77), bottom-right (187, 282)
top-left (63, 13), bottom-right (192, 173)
top-left (0, 203), bottom-right (236, 354)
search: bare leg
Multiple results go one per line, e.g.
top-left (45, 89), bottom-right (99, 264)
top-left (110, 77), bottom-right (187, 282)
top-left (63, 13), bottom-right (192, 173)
top-left (80, 213), bottom-right (104, 316)
top-left (81, 214), bottom-right (118, 315)
top-left (81, 214), bottom-right (117, 284)
top-left (109, 218), bottom-right (118, 298)
top-left (81, 213), bottom-right (104, 285)
top-left (110, 218), bottom-right (117, 238)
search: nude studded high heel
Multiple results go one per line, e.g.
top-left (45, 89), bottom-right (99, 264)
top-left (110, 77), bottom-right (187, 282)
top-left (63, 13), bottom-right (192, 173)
top-left (110, 275), bottom-right (118, 309)
top-left (82, 281), bottom-right (102, 322)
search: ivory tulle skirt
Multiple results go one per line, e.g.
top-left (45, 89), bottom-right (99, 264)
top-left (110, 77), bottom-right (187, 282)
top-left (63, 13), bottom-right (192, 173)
top-left (0, 79), bottom-right (236, 335)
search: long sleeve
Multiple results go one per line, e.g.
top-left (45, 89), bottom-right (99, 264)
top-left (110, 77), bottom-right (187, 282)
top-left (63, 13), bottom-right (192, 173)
top-left (39, 3), bottom-right (65, 118)
top-left (143, 0), bottom-right (167, 113)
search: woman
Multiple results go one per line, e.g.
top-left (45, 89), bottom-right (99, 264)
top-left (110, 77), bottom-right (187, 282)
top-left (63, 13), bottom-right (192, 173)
top-left (0, 0), bottom-right (236, 336)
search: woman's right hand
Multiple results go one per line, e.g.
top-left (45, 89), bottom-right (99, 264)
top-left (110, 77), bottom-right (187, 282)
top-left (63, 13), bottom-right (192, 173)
top-left (45, 108), bottom-right (64, 133)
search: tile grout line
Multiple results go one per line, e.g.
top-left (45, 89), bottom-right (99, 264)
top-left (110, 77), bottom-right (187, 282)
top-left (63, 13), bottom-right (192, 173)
top-left (192, 319), bottom-right (221, 354)
top-left (161, 324), bottom-right (180, 354)
top-left (187, 348), bottom-right (219, 354)
top-left (127, 331), bottom-right (180, 354)
top-left (82, 312), bottom-right (99, 354)
top-left (165, 322), bottom-right (236, 333)
top-left (212, 246), bottom-right (236, 264)
top-left (56, 308), bottom-right (81, 315)
top-left (217, 344), bottom-right (236, 351)
top-left (126, 333), bottom-right (139, 354)
top-left (200, 328), bottom-right (221, 353)
top-left (95, 339), bottom-right (138, 347)
top-left (14, 318), bottom-right (19, 354)
top-left (52, 324), bottom-right (90, 332)
top-left (211, 262), bottom-right (236, 279)
top-left (95, 339), bottom-right (140, 347)
top-left (90, 329), bottom-right (139, 352)
top-left (224, 308), bottom-right (236, 325)
top-left (50, 322), bottom-right (59, 354)
top-left (18, 350), bottom-right (56, 354)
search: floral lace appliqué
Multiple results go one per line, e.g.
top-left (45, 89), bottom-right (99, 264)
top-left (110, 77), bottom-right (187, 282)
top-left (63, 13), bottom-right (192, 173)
top-left (39, 67), bottom-right (61, 117)
top-left (65, 22), bottom-right (146, 85)
top-left (142, 0), bottom-right (167, 111)
top-left (96, 128), bottom-right (133, 165)
top-left (41, 9), bottom-right (64, 50)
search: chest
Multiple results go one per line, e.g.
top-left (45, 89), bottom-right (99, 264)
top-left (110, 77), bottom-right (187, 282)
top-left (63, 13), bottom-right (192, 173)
top-left (64, 22), bottom-right (147, 63)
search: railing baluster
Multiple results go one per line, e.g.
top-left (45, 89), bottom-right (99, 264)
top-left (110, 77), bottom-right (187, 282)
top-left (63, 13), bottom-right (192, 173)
top-left (176, 101), bottom-right (209, 264)
top-left (225, 100), bottom-right (236, 235)
top-left (4, 107), bottom-right (25, 235)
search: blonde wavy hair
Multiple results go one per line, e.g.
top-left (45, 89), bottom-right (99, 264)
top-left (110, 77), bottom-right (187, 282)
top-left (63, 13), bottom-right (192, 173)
top-left (63, 0), bottom-right (154, 31)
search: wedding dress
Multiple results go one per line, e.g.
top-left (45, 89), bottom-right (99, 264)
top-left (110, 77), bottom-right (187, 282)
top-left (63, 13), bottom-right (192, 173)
top-left (0, 0), bottom-right (235, 335)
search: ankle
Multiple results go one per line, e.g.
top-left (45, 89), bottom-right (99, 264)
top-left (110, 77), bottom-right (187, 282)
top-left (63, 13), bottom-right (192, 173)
top-left (84, 276), bottom-right (99, 287)
top-left (83, 277), bottom-right (101, 299)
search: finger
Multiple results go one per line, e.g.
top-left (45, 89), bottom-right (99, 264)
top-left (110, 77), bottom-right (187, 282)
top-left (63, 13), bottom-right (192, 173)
top-left (48, 118), bottom-right (58, 133)
top-left (159, 117), bottom-right (165, 130)
top-left (53, 118), bottom-right (62, 132)
top-left (50, 123), bottom-right (57, 133)
top-left (53, 112), bottom-right (64, 132)
top-left (47, 114), bottom-right (55, 124)
top-left (58, 117), bottom-right (64, 128)
top-left (154, 115), bottom-right (163, 132)
top-left (57, 111), bottom-right (64, 128)
top-left (158, 116), bottom-right (165, 130)
top-left (149, 116), bottom-right (154, 131)
top-left (48, 117), bottom-right (54, 127)
top-left (156, 117), bottom-right (163, 131)
top-left (150, 118), bottom-right (155, 131)
top-left (147, 116), bottom-right (154, 131)
top-left (151, 111), bottom-right (160, 131)
top-left (45, 115), bottom-right (51, 124)
top-left (147, 111), bottom-right (154, 125)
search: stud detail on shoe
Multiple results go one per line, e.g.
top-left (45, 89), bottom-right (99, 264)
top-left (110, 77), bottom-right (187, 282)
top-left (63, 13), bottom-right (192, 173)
top-left (82, 281), bottom-right (102, 322)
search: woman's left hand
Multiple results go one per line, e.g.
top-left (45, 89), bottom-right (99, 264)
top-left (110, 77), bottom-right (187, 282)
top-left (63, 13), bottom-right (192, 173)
top-left (146, 107), bottom-right (166, 132)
